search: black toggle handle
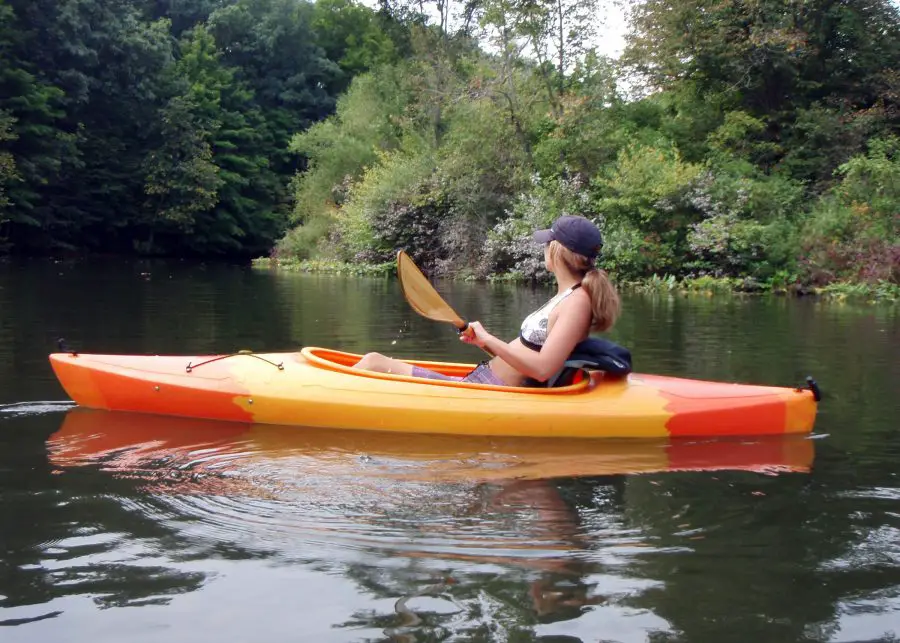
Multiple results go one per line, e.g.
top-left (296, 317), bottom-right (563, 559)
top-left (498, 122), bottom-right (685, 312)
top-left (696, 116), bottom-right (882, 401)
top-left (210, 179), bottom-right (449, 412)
top-left (806, 376), bottom-right (822, 402)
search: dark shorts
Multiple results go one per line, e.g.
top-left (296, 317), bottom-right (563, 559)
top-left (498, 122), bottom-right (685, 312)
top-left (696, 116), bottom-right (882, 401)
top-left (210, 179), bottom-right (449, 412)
top-left (411, 361), bottom-right (508, 386)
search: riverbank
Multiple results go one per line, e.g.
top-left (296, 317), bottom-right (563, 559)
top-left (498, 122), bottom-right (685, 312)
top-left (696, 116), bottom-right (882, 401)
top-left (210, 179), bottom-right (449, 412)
top-left (251, 257), bottom-right (900, 303)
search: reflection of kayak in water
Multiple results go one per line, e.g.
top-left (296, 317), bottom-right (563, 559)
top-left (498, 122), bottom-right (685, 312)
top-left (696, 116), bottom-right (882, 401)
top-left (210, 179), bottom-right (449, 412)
top-left (48, 347), bottom-right (819, 439)
top-left (48, 408), bottom-right (815, 483)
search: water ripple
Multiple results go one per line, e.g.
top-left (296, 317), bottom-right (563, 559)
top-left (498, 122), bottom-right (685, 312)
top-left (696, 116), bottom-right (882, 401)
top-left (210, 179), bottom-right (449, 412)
top-left (0, 400), bottom-right (75, 418)
top-left (42, 410), bottom-right (816, 575)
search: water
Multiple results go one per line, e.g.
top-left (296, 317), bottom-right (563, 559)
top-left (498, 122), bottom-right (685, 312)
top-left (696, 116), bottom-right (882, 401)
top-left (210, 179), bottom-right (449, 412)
top-left (0, 256), bottom-right (898, 642)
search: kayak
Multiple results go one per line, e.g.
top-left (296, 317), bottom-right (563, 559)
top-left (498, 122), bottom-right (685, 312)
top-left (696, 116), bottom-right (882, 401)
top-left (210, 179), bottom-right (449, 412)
top-left (48, 346), bottom-right (819, 439)
top-left (49, 408), bottom-right (816, 480)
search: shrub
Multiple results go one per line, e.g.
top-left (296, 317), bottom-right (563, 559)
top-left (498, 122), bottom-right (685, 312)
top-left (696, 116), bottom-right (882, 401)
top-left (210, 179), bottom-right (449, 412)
top-left (481, 173), bottom-right (594, 280)
top-left (283, 68), bottom-right (410, 257)
top-left (801, 200), bottom-right (900, 284)
top-left (683, 168), bottom-right (804, 278)
top-left (273, 212), bottom-right (333, 259)
top-left (591, 143), bottom-right (703, 276)
top-left (800, 138), bottom-right (900, 285)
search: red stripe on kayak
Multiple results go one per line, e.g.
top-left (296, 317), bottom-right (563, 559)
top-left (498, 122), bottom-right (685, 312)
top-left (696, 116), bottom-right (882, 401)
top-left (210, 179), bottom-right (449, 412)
top-left (87, 368), bottom-right (255, 423)
top-left (663, 394), bottom-right (787, 437)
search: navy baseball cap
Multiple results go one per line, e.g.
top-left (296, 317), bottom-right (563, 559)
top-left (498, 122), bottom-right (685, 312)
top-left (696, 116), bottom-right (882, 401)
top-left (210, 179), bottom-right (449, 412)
top-left (533, 215), bottom-right (603, 261)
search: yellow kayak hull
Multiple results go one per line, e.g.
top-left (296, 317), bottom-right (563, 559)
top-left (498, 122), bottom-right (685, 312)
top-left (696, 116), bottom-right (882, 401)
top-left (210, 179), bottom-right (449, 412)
top-left (48, 346), bottom-right (818, 439)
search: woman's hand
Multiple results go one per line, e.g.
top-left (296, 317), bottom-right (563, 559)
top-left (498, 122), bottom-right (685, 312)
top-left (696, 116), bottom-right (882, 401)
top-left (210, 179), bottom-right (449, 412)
top-left (459, 321), bottom-right (492, 348)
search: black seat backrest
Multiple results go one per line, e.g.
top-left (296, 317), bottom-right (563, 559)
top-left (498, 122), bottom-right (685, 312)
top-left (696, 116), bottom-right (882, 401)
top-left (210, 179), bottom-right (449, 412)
top-left (544, 337), bottom-right (633, 388)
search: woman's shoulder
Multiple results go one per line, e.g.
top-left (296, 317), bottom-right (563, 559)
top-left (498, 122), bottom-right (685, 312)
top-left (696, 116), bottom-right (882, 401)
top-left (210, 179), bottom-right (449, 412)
top-left (556, 285), bottom-right (591, 315)
top-left (569, 285), bottom-right (592, 304)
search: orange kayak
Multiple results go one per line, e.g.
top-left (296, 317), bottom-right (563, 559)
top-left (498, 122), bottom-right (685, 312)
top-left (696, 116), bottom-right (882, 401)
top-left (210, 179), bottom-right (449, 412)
top-left (48, 346), bottom-right (819, 439)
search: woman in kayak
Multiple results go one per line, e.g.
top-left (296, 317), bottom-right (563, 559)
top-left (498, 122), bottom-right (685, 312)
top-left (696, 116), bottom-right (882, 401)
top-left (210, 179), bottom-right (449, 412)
top-left (352, 215), bottom-right (620, 386)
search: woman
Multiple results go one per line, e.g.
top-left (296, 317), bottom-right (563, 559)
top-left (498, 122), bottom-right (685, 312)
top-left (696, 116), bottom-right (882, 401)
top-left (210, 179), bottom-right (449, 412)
top-left (353, 215), bottom-right (620, 386)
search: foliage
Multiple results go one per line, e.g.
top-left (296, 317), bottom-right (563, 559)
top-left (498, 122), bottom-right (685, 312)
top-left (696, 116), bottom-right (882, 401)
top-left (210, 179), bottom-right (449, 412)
top-left (143, 28), bottom-right (225, 233)
top-left (311, 0), bottom-right (400, 88)
top-left (252, 255), bottom-right (394, 276)
top-left (338, 148), bottom-right (442, 265)
top-left (289, 67), bottom-right (410, 226)
top-left (142, 25), bottom-right (286, 256)
top-left (683, 144), bottom-right (806, 280)
top-left (800, 137), bottom-right (900, 285)
top-left (274, 213), bottom-right (335, 260)
top-left (591, 143), bottom-right (703, 275)
top-left (482, 173), bottom-right (592, 280)
top-left (0, 0), bottom-right (393, 256)
top-left (0, 0), bottom-right (896, 298)
top-left (271, 0), bottom-right (899, 293)
top-left (817, 280), bottom-right (900, 303)
top-left (0, 109), bottom-right (17, 217)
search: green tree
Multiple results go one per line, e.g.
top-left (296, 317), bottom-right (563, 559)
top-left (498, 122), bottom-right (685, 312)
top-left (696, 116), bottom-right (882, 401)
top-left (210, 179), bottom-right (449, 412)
top-left (289, 67), bottom-right (410, 220)
top-left (312, 0), bottom-right (400, 90)
top-left (207, 0), bottom-right (341, 149)
top-left (5, 0), bottom-right (174, 250)
top-left (143, 26), bottom-right (282, 255)
top-left (624, 0), bottom-right (900, 177)
top-left (800, 137), bottom-right (900, 284)
top-left (592, 142), bottom-right (703, 276)
top-left (476, 0), bottom-right (544, 164)
top-left (142, 97), bottom-right (221, 240)
top-left (509, 0), bottom-right (600, 115)
top-left (0, 110), bottom-right (17, 219)
top-left (150, 0), bottom-right (231, 36)
top-left (0, 0), bottom-right (72, 248)
top-left (0, 0), bottom-right (403, 256)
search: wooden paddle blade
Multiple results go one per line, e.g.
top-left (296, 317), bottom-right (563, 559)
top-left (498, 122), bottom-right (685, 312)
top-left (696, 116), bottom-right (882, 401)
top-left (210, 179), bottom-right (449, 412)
top-left (397, 251), bottom-right (466, 329)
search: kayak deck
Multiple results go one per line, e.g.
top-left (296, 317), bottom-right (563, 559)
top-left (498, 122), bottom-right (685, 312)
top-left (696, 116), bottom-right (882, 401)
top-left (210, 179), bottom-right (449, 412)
top-left (48, 347), bottom-right (819, 439)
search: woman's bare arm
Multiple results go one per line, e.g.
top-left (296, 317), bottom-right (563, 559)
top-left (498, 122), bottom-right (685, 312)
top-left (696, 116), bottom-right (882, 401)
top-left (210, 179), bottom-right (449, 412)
top-left (464, 291), bottom-right (591, 382)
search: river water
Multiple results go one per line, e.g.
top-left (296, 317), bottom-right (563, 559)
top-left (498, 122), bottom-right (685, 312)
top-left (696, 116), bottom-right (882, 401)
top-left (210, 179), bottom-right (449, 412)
top-left (0, 257), bottom-right (898, 642)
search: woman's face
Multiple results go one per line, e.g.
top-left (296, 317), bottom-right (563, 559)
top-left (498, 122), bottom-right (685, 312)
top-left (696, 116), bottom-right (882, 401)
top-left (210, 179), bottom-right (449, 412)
top-left (543, 242), bottom-right (552, 271)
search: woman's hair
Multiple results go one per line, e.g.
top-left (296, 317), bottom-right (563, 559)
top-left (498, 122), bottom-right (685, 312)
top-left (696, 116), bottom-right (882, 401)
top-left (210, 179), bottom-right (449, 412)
top-left (548, 240), bottom-right (620, 332)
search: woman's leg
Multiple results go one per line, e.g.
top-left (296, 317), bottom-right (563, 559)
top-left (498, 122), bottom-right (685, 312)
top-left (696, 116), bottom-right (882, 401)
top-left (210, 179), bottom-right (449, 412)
top-left (352, 352), bottom-right (415, 376)
top-left (462, 362), bottom-right (511, 386)
top-left (354, 352), bottom-right (464, 381)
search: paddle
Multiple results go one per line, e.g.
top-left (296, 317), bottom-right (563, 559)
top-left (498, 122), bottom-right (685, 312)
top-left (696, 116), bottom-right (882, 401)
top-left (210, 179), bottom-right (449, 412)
top-left (396, 250), bottom-right (493, 355)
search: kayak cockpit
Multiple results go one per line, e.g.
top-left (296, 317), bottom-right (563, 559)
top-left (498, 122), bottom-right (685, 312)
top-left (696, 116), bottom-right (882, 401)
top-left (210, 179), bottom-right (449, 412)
top-left (299, 347), bottom-right (594, 395)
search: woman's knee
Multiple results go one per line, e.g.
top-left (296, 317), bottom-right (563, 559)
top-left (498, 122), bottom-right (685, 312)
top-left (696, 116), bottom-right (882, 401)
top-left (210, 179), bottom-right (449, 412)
top-left (354, 352), bottom-right (388, 371)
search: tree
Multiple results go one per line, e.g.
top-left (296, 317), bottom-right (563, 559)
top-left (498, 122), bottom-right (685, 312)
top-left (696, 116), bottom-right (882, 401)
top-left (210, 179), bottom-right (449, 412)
top-left (0, 0), bottom-right (72, 249)
top-left (312, 0), bottom-right (400, 91)
top-left (0, 110), bottom-right (17, 221)
top-left (624, 0), bottom-right (900, 119)
top-left (624, 0), bottom-right (900, 182)
top-left (476, 0), bottom-right (540, 163)
top-left (4, 0), bottom-right (175, 250)
top-left (149, 0), bottom-right (231, 37)
top-left (143, 26), bottom-right (282, 255)
top-left (509, 0), bottom-right (600, 115)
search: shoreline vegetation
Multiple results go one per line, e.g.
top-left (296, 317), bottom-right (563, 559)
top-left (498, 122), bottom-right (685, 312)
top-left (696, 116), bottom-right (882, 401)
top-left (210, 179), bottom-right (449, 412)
top-left (250, 257), bottom-right (900, 302)
top-left (1, 0), bottom-right (897, 301)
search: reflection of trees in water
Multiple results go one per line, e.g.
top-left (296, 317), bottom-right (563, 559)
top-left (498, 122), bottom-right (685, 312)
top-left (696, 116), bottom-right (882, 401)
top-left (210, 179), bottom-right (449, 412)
top-left (0, 416), bottom-right (213, 617)
top-left (616, 463), bottom-right (900, 643)
top-left (327, 461), bottom-right (900, 643)
top-left (334, 476), bottom-right (631, 642)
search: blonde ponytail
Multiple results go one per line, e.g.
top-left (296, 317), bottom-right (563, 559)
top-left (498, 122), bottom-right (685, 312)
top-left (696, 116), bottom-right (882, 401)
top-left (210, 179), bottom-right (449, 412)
top-left (548, 240), bottom-right (620, 332)
top-left (582, 268), bottom-right (620, 332)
